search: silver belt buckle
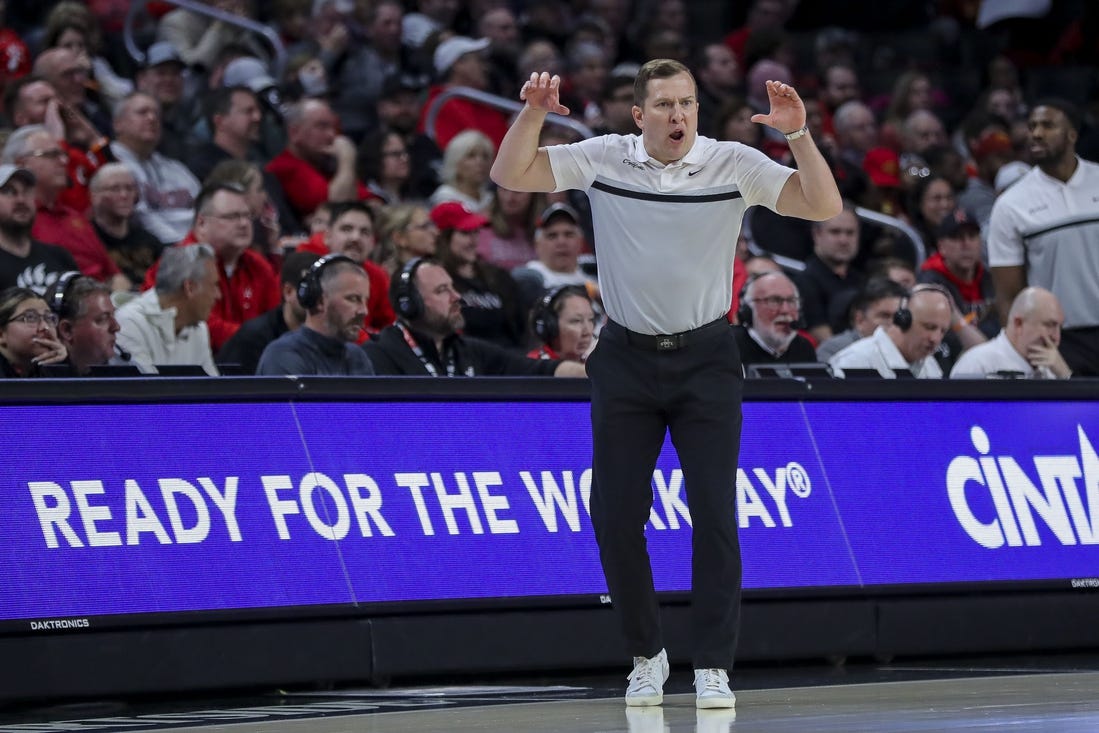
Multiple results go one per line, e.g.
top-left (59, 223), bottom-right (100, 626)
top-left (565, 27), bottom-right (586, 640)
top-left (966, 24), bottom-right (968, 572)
top-left (656, 335), bottom-right (678, 351)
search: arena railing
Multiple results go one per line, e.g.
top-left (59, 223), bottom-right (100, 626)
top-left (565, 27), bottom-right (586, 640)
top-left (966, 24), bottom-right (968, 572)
top-left (423, 86), bottom-right (595, 143)
top-left (123, 0), bottom-right (287, 77)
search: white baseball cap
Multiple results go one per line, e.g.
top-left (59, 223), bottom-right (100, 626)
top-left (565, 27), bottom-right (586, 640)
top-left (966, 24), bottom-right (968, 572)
top-left (433, 36), bottom-right (490, 77)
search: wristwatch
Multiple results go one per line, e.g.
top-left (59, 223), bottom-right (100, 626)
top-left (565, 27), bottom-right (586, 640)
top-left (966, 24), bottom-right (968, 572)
top-left (783, 125), bottom-right (809, 141)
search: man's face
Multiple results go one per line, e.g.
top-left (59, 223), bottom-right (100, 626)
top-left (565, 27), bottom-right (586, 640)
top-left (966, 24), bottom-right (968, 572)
top-left (894, 290), bottom-right (951, 363)
top-left (320, 268), bottom-right (370, 342)
top-left (196, 190), bottom-right (253, 255)
top-left (634, 71), bottom-right (697, 165)
top-left (414, 262), bottom-right (463, 334)
top-left (748, 273), bottom-right (800, 350)
top-left (61, 292), bottom-right (119, 372)
top-left (137, 63), bottom-right (185, 106)
top-left (937, 229), bottom-right (982, 274)
top-left (836, 105), bottom-right (877, 153)
top-left (853, 296), bottom-right (902, 338)
top-left (812, 210), bottom-right (859, 267)
top-left (13, 81), bottom-right (58, 126)
top-left (369, 1), bottom-right (403, 53)
top-left (1027, 105), bottom-right (1076, 166)
top-left (0, 178), bottom-right (36, 234)
top-left (905, 112), bottom-right (946, 154)
top-left (90, 170), bottom-right (138, 220)
top-left (290, 101), bottom-right (338, 160)
top-left (1013, 295), bottom-right (1064, 355)
top-left (327, 210), bottom-right (375, 263)
top-left (19, 132), bottom-right (69, 194)
top-left (823, 67), bottom-right (859, 108)
top-left (535, 217), bottom-right (583, 272)
top-left (377, 92), bottom-right (419, 134)
top-left (602, 82), bottom-right (637, 133)
top-left (449, 52), bottom-right (488, 90)
top-left (115, 94), bottom-right (162, 150)
top-left (480, 8), bottom-right (520, 50)
top-left (188, 258), bottom-right (222, 324)
top-left (45, 49), bottom-right (90, 105)
top-left (701, 45), bottom-right (740, 92)
top-left (218, 90), bottom-right (262, 143)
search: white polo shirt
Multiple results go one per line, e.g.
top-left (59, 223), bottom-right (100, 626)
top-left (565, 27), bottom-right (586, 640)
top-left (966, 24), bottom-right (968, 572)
top-left (987, 158), bottom-right (1099, 329)
top-left (547, 134), bottom-right (792, 335)
top-left (949, 330), bottom-right (1058, 379)
top-left (829, 326), bottom-right (943, 379)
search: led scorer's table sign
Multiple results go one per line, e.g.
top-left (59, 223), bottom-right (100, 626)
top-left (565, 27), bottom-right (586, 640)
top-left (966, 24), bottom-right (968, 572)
top-left (3, 399), bottom-right (1098, 628)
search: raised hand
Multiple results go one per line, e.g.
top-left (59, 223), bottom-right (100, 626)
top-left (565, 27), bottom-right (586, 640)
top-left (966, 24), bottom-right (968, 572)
top-left (750, 80), bottom-right (807, 136)
top-left (520, 72), bottom-right (570, 116)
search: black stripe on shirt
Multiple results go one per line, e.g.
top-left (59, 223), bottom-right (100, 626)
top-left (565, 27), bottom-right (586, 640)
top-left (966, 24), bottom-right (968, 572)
top-left (591, 180), bottom-right (744, 203)
top-left (1022, 216), bottom-right (1099, 241)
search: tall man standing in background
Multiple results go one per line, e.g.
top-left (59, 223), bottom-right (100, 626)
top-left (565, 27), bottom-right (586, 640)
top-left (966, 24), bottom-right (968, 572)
top-left (491, 59), bottom-right (840, 709)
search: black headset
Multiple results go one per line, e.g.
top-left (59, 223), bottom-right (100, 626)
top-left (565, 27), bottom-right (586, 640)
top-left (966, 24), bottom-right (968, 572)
top-left (531, 285), bottom-right (588, 346)
top-left (297, 253), bottom-right (356, 310)
top-left (48, 270), bottom-right (83, 319)
top-left (390, 256), bottom-right (428, 321)
top-left (892, 284), bottom-right (953, 332)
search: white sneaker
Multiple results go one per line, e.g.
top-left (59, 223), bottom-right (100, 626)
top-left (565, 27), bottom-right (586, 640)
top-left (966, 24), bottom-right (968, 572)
top-left (694, 668), bottom-right (736, 709)
top-left (625, 648), bottom-right (669, 706)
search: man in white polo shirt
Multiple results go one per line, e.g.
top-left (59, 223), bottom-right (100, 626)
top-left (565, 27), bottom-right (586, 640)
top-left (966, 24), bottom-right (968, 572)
top-left (491, 59), bottom-right (841, 709)
top-left (988, 99), bottom-right (1099, 376)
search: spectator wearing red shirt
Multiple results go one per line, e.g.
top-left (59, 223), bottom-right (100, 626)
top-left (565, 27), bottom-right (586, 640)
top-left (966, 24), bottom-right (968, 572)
top-left (4, 76), bottom-right (108, 214)
top-left (142, 183), bottom-right (281, 351)
top-left (3, 124), bottom-right (126, 290)
top-left (295, 200), bottom-right (394, 334)
top-left (417, 36), bottom-right (509, 152)
top-left (265, 98), bottom-right (372, 222)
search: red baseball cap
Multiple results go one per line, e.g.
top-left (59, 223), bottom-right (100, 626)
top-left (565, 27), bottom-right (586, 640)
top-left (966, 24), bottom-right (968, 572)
top-left (862, 147), bottom-right (901, 188)
top-left (430, 201), bottom-right (489, 232)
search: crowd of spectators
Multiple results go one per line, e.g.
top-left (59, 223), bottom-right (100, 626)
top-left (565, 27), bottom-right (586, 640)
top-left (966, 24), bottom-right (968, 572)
top-left (0, 0), bottom-right (1096, 380)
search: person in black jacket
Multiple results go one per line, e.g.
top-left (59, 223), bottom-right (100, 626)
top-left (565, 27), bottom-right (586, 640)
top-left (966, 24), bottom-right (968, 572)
top-left (733, 271), bottom-right (818, 366)
top-left (217, 251), bottom-right (319, 374)
top-left (364, 257), bottom-right (585, 377)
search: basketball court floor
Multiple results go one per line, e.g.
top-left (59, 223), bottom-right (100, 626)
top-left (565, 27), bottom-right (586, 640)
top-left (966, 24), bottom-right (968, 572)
top-left (2, 652), bottom-right (1098, 732)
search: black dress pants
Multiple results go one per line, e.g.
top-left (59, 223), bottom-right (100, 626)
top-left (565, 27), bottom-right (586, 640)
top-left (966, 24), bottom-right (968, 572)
top-left (587, 319), bottom-right (744, 670)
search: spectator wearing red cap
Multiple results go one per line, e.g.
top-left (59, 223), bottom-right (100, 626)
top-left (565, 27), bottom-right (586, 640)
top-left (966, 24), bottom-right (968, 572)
top-left (958, 127), bottom-right (1015, 232)
top-left (918, 208), bottom-right (998, 341)
top-left (431, 200), bottom-right (525, 350)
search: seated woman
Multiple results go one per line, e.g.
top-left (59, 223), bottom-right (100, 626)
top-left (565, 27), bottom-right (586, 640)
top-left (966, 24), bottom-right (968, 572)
top-left (431, 201), bottom-right (525, 350)
top-left (527, 285), bottom-right (597, 363)
top-left (375, 203), bottom-right (439, 276)
top-left (0, 287), bottom-right (68, 377)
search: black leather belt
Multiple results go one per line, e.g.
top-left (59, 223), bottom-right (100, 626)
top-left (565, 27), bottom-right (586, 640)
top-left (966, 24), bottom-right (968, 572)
top-left (609, 317), bottom-right (730, 352)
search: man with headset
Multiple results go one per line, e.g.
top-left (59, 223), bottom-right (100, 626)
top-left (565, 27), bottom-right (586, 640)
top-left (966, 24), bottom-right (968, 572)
top-left (829, 284), bottom-right (953, 378)
top-left (44, 271), bottom-right (125, 376)
top-left (256, 254), bottom-right (375, 376)
top-left (733, 271), bottom-right (817, 367)
top-left (364, 257), bottom-right (586, 377)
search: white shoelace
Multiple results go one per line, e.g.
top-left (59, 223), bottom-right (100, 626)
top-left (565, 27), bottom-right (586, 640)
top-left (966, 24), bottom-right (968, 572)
top-left (628, 657), bottom-right (661, 690)
top-left (697, 668), bottom-right (728, 692)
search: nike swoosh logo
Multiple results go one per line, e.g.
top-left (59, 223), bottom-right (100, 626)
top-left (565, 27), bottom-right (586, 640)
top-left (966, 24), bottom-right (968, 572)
top-left (688, 169), bottom-right (703, 176)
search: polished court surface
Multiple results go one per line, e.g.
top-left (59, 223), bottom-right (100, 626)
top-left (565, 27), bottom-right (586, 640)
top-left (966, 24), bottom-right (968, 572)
top-left (3, 653), bottom-right (1099, 732)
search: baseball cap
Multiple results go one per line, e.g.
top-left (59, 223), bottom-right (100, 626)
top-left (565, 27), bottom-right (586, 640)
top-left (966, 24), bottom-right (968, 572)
top-left (0, 164), bottom-right (35, 188)
top-left (973, 129), bottom-right (1012, 160)
top-left (222, 57), bottom-right (277, 93)
top-left (936, 208), bottom-right (980, 239)
top-left (433, 36), bottom-right (490, 77)
top-left (862, 147), bottom-right (901, 188)
top-left (994, 160), bottom-right (1031, 193)
top-left (538, 202), bottom-right (579, 228)
top-left (380, 72), bottom-right (423, 99)
top-left (430, 201), bottom-right (489, 232)
top-left (144, 41), bottom-right (184, 69)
